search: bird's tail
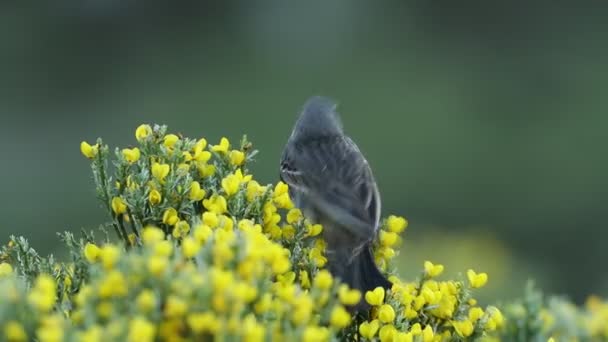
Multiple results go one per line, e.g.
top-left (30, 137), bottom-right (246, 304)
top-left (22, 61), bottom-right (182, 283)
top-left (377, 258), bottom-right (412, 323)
top-left (335, 245), bottom-right (392, 312)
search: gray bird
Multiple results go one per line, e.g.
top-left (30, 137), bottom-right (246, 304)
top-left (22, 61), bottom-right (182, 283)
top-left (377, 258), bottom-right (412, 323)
top-left (280, 96), bottom-right (391, 311)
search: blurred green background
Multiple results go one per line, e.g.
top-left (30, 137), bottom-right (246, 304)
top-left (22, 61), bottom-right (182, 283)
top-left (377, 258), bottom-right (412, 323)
top-left (1, 2), bottom-right (607, 303)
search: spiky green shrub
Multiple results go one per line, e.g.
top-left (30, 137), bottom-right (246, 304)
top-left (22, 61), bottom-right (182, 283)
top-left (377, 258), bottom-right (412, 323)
top-left (0, 124), bottom-right (605, 342)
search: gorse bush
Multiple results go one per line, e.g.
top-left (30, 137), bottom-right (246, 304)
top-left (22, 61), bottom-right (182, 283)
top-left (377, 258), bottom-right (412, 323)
top-left (0, 124), bottom-right (605, 342)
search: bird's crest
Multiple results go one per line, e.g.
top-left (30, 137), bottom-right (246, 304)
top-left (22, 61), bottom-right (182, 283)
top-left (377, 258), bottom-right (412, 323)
top-left (290, 96), bottom-right (343, 141)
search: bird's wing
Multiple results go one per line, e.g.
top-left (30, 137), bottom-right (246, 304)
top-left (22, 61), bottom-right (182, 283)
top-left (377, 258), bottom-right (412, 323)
top-left (280, 136), bottom-right (380, 239)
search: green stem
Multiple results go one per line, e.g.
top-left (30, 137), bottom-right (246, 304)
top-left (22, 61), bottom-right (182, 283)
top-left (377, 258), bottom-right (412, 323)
top-left (126, 208), bottom-right (140, 238)
top-left (94, 146), bottom-right (124, 242)
top-left (118, 217), bottom-right (131, 249)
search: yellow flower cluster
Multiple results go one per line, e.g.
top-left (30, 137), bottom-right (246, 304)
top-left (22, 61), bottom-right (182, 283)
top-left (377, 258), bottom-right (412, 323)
top-left (3, 124), bottom-right (499, 341)
top-left (356, 262), bottom-right (503, 341)
top-left (374, 215), bottom-right (407, 272)
top-left (64, 221), bottom-right (354, 341)
top-left (0, 123), bottom-right (601, 342)
top-left (585, 295), bottom-right (608, 338)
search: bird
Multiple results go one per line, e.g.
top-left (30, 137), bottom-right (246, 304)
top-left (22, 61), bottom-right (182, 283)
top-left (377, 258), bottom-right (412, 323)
top-left (279, 96), bottom-right (391, 311)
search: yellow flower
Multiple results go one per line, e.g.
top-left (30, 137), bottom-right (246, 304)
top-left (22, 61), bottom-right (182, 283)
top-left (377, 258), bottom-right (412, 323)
top-left (410, 323), bottom-right (422, 335)
top-left (148, 189), bottom-right (162, 205)
top-left (330, 306), bottom-right (351, 328)
top-left (163, 134), bottom-right (180, 148)
top-left (422, 325), bottom-right (434, 342)
top-left (421, 288), bottom-right (436, 304)
top-left (273, 182), bottom-right (293, 209)
top-left (154, 240), bottom-right (173, 257)
top-left (379, 324), bottom-right (397, 342)
top-left (128, 317), bottom-right (156, 342)
top-left (28, 274), bottom-right (56, 312)
top-left (286, 208), bottom-right (302, 224)
top-left (188, 181), bottom-right (206, 201)
top-left (306, 223), bottom-right (323, 237)
top-left (211, 137), bottom-right (230, 153)
top-left (96, 301), bottom-right (114, 319)
top-left (242, 315), bottom-right (265, 342)
top-left (299, 270), bottom-right (311, 289)
top-left (0, 262), bottom-right (13, 277)
top-left (4, 321), bottom-right (27, 342)
top-left (100, 245), bottom-right (120, 269)
top-left (78, 326), bottom-right (101, 342)
top-left (271, 255), bottom-right (290, 274)
top-left (162, 207), bottom-right (179, 226)
top-left (229, 150), bottom-right (245, 166)
top-left (187, 312), bottom-right (220, 334)
top-left (164, 295), bottom-right (188, 318)
top-left (365, 287), bottom-right (385, 306)
top-left (211, 268), bottom-right (234, 290)
top-left (386, 215), bottom-right (408, 233)
top-left (432, 293), bottom-right (457, 319)
top-left (142, 226), bottom-right (164, 245)
top-left (282, 224), bottom-right (296, 240)
top-left (308, 246), bottom-right (327, 267)
top-left (182, 237), bottom-right (200, 258)
top-left (486, 306), bottom-right (505, 329)
top-left (277, 271), bottom-right (295, 285)
top-left (98, 270), bottom-right (128, 298)
top-left (122, 147), bottom-right (141, 163)
top-left (424, 261), bottom-right (444, 278)
top-left (80, 141), bottom-right (99, 159)
top-left (338, 285), bottom-right (361, 306)
top-left (222, 173), bottom-right (241, 196)
top-left (404, 306), bottom-right (418, 319)
top-left (36, 315), bottom-right (64, 342)
top-left (111, 197), bottom-right (127, 215)
top-left (359, 319), bottom-right (380, 339)
top-left (193, 137), bottom-right (208, 153)
top-left (379, 304), bottom-right (396, 323)
top-left (148, 256), bottom-right (168, 276)
top-left (193, 224), bottom-right (213, 243)
top-left (313, 270), bottom-right (333, 290)
top-left (380, 230), bottom-right (399, 247)
top-left (377, 246), bottom-right (395, 260)
top-left (234, 282), bottom-right (258, 303)
top-left (467, 269), bottom-right (488, 288)
top-left (196, 162), bottom-right (216, 179)
top-left (136, 289), bottom-right (157, 313)
top-left (469, 307), bottom-right (484, 321)
top-left (274, 181), bottom-right (288, 196)
top-left (194, 153), bottom-right (212, 166)
top-left (203, 194), bottom-right (228, 214)
top-left (151, 162), bottom-right (170, 182)
top-left (135, 124), bottom-right (152, 142)
top-left (83, 243), bottom-right (100, 263)
top-left (254, 294), bottom-right (272, 314)
top-left (220, 214), bottom-right (235, 231)
top-left (452, 320), bottom-right (474, 337)
top-left (201, 212), bottom-right (219, 228)
top-left (302, 326), bottom-right (330, 342)
top-left (291, 295), bottom-right (314, 325)
top-left (172, 220), bottom-right (190, 239)
top-left (246, 181), bottom-right (267, 202)
top-left (395, 332), bottom-right (414, 342)
top-left (182, 151), bottom-right (193, 162)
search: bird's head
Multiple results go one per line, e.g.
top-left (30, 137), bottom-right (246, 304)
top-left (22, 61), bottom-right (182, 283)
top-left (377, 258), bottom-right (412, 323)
top-left (289, 96), bottom-right (344, 141)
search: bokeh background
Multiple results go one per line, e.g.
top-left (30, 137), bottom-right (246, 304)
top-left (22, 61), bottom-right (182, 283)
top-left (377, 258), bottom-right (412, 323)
top-left (2, 1), bottom-right (607, 304)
